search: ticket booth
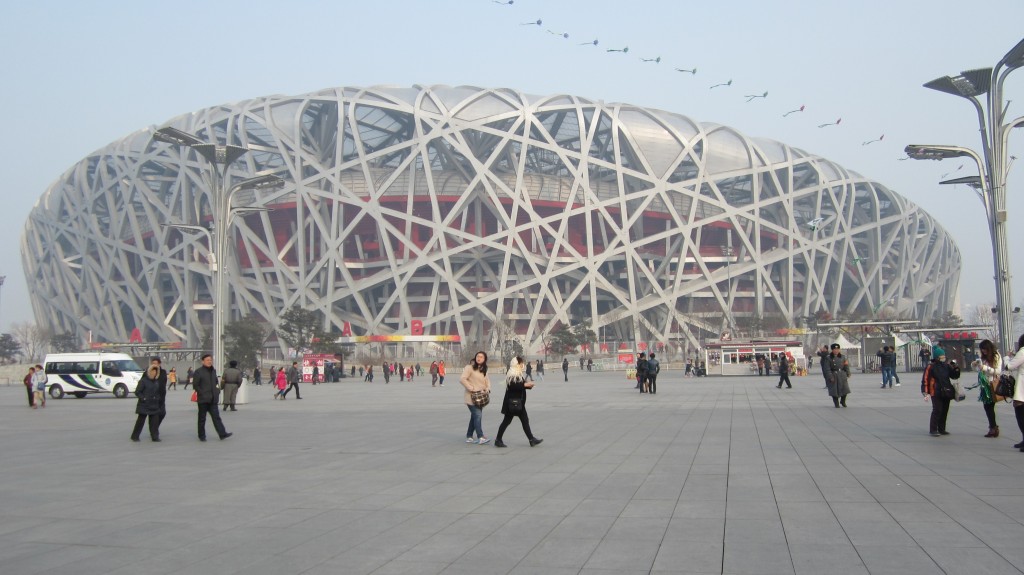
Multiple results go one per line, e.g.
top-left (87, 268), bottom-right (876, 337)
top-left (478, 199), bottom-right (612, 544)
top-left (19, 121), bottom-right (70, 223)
top-left (704, 340), bottom-right (805, 376)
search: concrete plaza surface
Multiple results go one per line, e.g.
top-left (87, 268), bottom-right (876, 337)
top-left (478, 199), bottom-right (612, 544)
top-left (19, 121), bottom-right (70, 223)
top-left (4, 370), bottom-right (1024, 575)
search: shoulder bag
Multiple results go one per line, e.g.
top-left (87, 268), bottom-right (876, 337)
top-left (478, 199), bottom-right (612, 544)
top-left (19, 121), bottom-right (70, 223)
top-left (997, 373), bottom-right (1016, 399)
top-left (470, 389), bottom-right (490, 408)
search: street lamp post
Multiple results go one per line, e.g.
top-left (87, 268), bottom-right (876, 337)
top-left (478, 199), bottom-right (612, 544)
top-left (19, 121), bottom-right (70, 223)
top-left (907, 38), bottom-right (1024, 351)
top-left (720, 229), bottom-right (736, 335)
top-left (153, 127), bottom-right (284, 371)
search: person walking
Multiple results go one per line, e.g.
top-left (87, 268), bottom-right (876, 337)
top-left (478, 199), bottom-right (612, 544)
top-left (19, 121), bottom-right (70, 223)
top-left (130, 365), bottom-right (164, 442)
top-left (221, 360), bottom-right (243, 412)
top-left (252, 365), bottom-right (262, 386)
top-left (635, 352), bottom-right (649, 392)
top-left (430, 361), bottom-right (439, 386)
top-left (398, 363), bottom-right (405, 382)
top-left (32, 364), bottom-right (47, 408)
top-left (776, 353), bottom-right (792, 389)
top-left (525, 359), bottom-right (533, 382)
top-left (273, 367), bottom-right (288, 400)
top-left (756, 355), bottom-right (764, 376)
top-left (919, 346), bottom-right (931, 371)
top-left (192, 354), bottom-right (232, 441)
top-left (438, 360), bottom-right (446, 386)
top-left (460, 351), bottom-right (491, 445)
top-left (647, 353), bottom-right (661, 394)
top-left (877, 346), bottom-right (896, 388)
top-left (282, 361), bottom-right (302, 399)
top-left (183, 366), bottom-right (194, 390)
top-left (23, 366), bottom-right (35, 407)
top-left (561, 358), bottom-right (569, 382)
top-left (146, 357), bottom-right (168, 427)
top-left (824, 343), bottom-right (851, 408)
top-left (494, 356), bottom-right (543, 448)
top-left (535, 359), bottom-right (544, 381)
top-left (167, 367), bottom-right (178, 390)
top-left (311, 365), bottom-right (319, 385)
top-left (382, 361), bottom-right (391, 384)
top-left (922, 346), bottom-right (960, 436)
top-left (967, 339), bottom-right (1002, 438)
top-left (1006, 334), bottom-right (1024, 451)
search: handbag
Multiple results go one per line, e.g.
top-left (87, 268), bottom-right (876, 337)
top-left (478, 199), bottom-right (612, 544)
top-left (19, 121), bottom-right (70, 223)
top-left (996, 373), bottom-right (1016, 398)
top-left (939, 381), bottom-right (956, 400)
top-left (190, 390), bottom-right (198, 402)
top-left (508, 397), bottom-right (523, 414)
top-left (470, 390), bottom-right (490, 408)
top-left (953, 380), bottom-right (966, 402)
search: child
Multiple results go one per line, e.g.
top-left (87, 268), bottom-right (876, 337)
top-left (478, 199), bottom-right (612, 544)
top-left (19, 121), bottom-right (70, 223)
top-left (273, 367), bottom-right (288, 400)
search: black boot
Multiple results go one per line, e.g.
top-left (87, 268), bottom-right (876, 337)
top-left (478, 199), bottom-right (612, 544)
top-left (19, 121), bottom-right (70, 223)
top-left (833, 397), bottom-right (840, 408)
top-left (840, 395), bottom-right (847, 407)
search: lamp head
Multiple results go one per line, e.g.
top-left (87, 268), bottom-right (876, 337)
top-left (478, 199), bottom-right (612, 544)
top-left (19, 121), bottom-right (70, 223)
top-left (923, 68), bottom-right (992, 98)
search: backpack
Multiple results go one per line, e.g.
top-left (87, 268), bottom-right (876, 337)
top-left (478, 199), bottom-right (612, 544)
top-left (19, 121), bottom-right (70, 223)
top-left (996, 373), bottom-right (1016, 399)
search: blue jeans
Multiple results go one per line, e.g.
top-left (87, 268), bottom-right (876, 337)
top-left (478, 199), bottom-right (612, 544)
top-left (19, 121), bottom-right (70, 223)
top-left (881, 366), bottom-right (894, 387)
top-left (466, 404), bottom-right (484, 439)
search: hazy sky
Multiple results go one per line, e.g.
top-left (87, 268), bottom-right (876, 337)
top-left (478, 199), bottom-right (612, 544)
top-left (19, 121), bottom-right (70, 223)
top-left (2, 0), bottom-right (1023, 332)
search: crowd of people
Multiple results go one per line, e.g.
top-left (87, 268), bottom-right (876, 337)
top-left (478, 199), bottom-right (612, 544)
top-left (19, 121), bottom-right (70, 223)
top-left (19, 334), bottom-right (1024, 453)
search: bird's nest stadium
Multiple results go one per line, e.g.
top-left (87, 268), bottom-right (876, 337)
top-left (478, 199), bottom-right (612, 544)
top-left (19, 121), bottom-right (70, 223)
top-left (22, 85), bottom-right (960, 356)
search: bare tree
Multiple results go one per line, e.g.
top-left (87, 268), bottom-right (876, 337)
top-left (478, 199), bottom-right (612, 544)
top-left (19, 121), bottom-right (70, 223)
top-left (11, 322), bottom-right (51, 362)
top-left (967, 303), bottom-right (997, 342)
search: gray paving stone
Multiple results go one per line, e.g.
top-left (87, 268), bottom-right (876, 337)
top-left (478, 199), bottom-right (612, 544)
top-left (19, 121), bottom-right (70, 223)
top-left (8, 371), bottom-right (1024, 574)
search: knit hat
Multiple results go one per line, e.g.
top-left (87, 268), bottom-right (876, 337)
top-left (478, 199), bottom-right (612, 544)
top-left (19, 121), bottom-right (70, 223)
top-left (932, 346), bottom-right (946, 359)
top-left (830, 343), bottom-right (841, 350)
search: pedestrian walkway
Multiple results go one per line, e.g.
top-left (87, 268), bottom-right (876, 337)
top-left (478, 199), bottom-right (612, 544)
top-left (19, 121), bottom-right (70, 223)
top-left (2, 370), bottom-right (1024, 574)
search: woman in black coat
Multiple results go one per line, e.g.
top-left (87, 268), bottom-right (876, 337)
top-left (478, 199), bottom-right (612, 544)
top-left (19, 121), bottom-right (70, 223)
top-left (130, 366), bottom-right (164, 442)
top-left (494, 356), bottom-right (543, 448)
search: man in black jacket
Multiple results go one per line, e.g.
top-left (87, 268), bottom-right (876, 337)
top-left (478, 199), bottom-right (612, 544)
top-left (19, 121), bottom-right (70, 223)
top-left (193, 354), bottom-right (232, 441)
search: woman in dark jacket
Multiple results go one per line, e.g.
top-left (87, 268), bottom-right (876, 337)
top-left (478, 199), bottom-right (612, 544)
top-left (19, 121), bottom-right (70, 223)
top-left (130, 366), bottom-right (163, 442)
top-left (494, 356), bottom-right (542, 448)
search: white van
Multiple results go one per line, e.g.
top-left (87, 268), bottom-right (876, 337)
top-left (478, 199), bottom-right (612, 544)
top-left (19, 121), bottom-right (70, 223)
top-left (43, 352), bottom-right (144, 399)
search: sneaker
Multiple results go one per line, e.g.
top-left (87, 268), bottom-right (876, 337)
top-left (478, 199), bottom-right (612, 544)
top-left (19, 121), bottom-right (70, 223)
top-left (939, 431), bottom-right (949, 436)
top-left (478, 437), bottom-right (490, 445)
top-left (930, 432), bottom-right (941, 437)
top-left (529, 438), bottom-right (544, 447)
top-left (895, 383), bottom-right (901, 387)
top-left (494, 440), bottom-right (507, 448)
top-left (466, 437), bottom-right (475, 443)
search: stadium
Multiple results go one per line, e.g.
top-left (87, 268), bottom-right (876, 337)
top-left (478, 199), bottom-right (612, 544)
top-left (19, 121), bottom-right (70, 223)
top-left (22, 85), bottom-right (960, 356)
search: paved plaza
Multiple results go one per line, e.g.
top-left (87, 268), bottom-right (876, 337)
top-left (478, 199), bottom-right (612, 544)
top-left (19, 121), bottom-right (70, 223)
top-left (4, 368), bottom-right (1024, 574)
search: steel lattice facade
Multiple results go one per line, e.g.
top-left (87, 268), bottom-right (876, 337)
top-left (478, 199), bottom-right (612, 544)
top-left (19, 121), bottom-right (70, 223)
top-left (22, 85), bottom-right (960, 354)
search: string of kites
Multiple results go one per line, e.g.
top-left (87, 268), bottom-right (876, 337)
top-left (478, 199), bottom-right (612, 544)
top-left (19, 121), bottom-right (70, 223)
top-left (492, 0), bottom-right (886, 148)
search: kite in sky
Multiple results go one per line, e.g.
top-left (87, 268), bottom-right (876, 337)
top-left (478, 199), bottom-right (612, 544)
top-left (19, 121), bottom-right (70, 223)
top-left (782, 105), bottom-right (805, 117)
top-left (547, 30), bottom-right (569, 38)
top-left (818, 118), bottom-right (842, 128)
top-left (640, 56), bottom-right (661, 63)
top-left (745, 91), bottom-right (768, 102)
top-left (674, 67), bottom-right (697, 74)
top-left (862, 135), bottom-right (885, 146)
top-left (492, 0), bottom-right (513, 4)
top-left (710, 79), bottom-right (732, 89)
top-left (606, 46), bottom-right (629, 53)
top-left (806, 217), bottom-right (825, 232)
top-left (579, 39), bottom-right (599, 46)
top-left (521, 19), bottom-right (541, 26)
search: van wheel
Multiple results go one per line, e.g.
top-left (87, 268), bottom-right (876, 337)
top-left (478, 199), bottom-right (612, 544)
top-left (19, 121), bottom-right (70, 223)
top-left (73, 392), bottom-right (87, 399)
top-left (49, 385), bottom-right (65, 399)
top-left (113, 383), bottom-right (128, 398)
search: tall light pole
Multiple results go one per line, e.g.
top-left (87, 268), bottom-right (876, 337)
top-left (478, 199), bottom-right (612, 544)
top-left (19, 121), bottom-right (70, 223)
top-left (907, 37), bottom-right (1024, 351)
top-left (153, 127), bottom-right (284, 371)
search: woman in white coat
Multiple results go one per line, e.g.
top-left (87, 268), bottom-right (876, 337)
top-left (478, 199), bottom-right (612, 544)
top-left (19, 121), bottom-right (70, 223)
top-left (1006, 334), bottom-right (1024, 451)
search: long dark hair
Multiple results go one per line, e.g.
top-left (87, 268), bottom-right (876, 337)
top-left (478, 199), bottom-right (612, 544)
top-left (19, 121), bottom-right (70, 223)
top-left (979, 339), bottom-right (998, 366)
top-left (470, 351), bottom-right (488, 375)
top-left (1018, 333), bottom-right (1024, 352)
